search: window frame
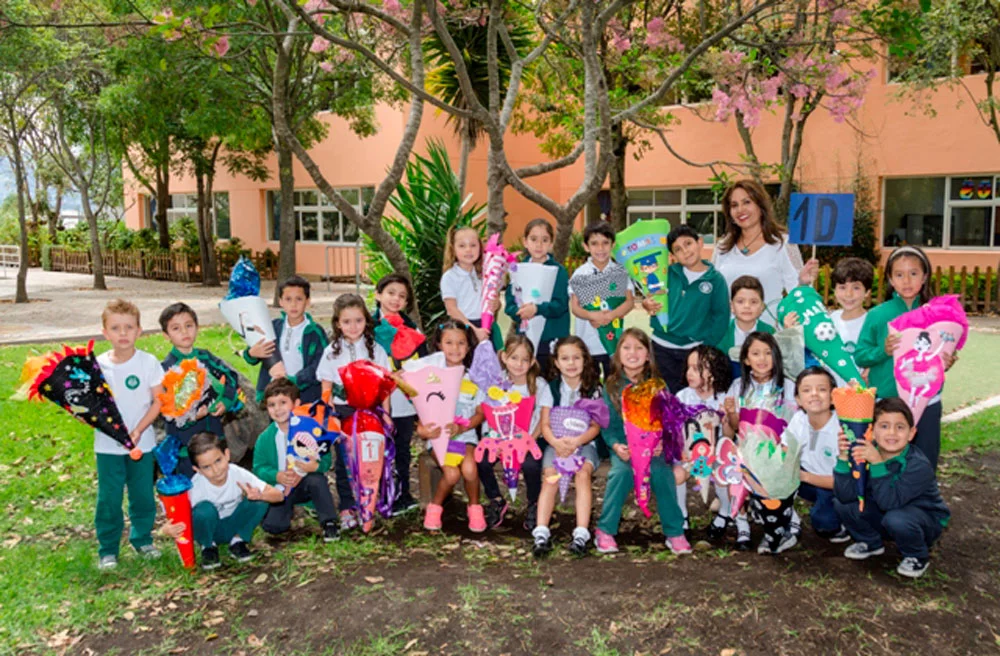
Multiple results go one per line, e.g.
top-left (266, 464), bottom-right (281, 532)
top-left (881, 174), bottom-right (1000, 250)
top-left (266, 186), bottom-right (373, 245)
top-left (163, 192), bottom-right (231, 240)
top-left (625, 187), bottom-right (722, 243)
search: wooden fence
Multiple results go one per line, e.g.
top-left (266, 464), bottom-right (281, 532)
top-left (814, 264), bottom-right (1000, 314)
top-left (48, 247), bottom-right (282, 283)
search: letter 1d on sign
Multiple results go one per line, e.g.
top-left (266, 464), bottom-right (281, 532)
top-left (787, 193), bottom-right (855, 247)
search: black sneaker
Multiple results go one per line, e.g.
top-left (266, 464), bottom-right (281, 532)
top-left (706, 513), bottom-right (729, 542)
top-left (486, 497), bottom-right (508, 529)
top-left (568, 534), bottom-right (589, 557)
top-left (897, 556), bottom-right (929, 578)
top-left (323, 521), bottom-right (340, 543)
top-left (682, 515), bottom-right (692, 542)
top-left (229, 541), bottom-right (254, 563)
top-left (828, 527), bottom-right (852, 544)
top-left (392, 494), bottom-right (419, 516)
top-left (201, 546), bottom-right (220, 571)
top-left (523, 503), bottom-right (538, 531)
top-left (532, 532), bottom-right (553, 558)
top-left (735, 515), bottom-right (751, 551)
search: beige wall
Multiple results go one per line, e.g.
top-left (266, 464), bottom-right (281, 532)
top-left (124, 61), bottom-right (1000, 275)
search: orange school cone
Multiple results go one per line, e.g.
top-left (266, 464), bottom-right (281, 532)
top-left (159, 491), bottom-right (195, 569)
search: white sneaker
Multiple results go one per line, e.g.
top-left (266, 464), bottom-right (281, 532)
top-left (896, 557), bottom-right (929, 578)
top-left (843, 542), bottom-right (885, 560)
top-left (98, 555), bottom-right (118, 570)
top-left (773, 533), bottom-right (798, 554)
top-left (136, 544), bottom-right (161, 560)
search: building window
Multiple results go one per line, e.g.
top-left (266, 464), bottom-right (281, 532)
top-left (267, 187), bottom-right (373, 244)
top-left (626, 187), bottom-right (721, 244)
top-left (161, 192), bottom-right (231, 239)
top-left (883, 175), bottom-right (1000, 249)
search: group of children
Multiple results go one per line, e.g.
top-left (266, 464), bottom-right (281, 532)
top-left (91, 214), bottom-right (952, 580)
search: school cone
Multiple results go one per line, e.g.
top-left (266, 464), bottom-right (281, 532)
top-left (832, 385), bottom-right (877, 512)
top-left (159, 490), bottom-right (195, 569)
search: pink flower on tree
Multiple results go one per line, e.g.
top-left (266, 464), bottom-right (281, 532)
top-left (212, 36), bottom-right (230, 57)
top-left (608, 18), bottom-right (632, 54)
top-left (645, 18), bottom-right (685, 52)
top-left (319, 61), bottom-right (334, 73)
top-left (384, 0), bottom-right (401, 10)
top-left (310, 36), bottom-right (331, 53)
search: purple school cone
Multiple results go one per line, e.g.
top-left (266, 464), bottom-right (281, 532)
top-left (832, 385), bottom-right (877, 512)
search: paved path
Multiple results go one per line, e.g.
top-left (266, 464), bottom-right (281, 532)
top-left (0, 269), bottom-right (361, 344)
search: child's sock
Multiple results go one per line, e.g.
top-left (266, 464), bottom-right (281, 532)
top-left (675, 483), bottom-right (687, 517)
top-left (572, 526), bottom-right (591, 543)
top-left (715, 485), bottom-right (731, 517)
top-left (735, 514), bottom-right (751, 543)
top-left (532, 525), bottom-right (551, 540)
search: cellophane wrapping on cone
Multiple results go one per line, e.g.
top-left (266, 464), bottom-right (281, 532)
top-left (480, 234), bottom-right (515, 333)
top-left (621, 378), bottom-right (666, 518)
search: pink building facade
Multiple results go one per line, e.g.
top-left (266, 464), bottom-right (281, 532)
top-left (124, 60), bottom-right (1000, 277)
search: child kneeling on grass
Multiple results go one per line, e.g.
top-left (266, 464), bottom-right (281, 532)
top-left (833, 397), bottom-right (950, 579)
top-left (165, 433), bottom-right (284, 571)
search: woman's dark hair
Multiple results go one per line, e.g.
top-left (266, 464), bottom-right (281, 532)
top-left (606, 328), bottom-right (661, 412)
top-left (718, 179), bottom-right (785, 254)
top-left (738, 331), bottom-right (784, 397)
top-left (547, 336), bottom-right (600, 400)
top-left (432, 319), bottom-right (478, 368)
top-left (375, 273), bottom-right (415, 313)
top-left (689, 345), bottom-right (732, 396)
top-left (330, 294), bottom-right (376, 358)
top-left (885, 245), bottom-right (932, 305)
top-left (794, 366), bottom-right (836, 398)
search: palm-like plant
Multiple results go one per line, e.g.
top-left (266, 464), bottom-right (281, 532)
top-left (423, 7), bottom-right (535, 196)
top-left (362, 139), bottom-right (486, 330)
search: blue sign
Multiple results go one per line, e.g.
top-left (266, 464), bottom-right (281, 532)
top-left (787, 193), bottom-right (854, 246)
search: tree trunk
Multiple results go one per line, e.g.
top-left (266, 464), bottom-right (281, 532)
top-left (194, 171), bottom-right (220, 287)
top-left (80, 182), bottom-right (107, 291)
top-left (202, 169), bottom-right (221, 287)
top-left (48, 189), bottom-right (63, 243)
top-left (485, 143), bottom-right (507, 238)
top-left (274, 135), bottom-right (296, 306)
top-left (12, 137), bottom-right (29, 303)
top-left (608, 121), bottom-right (628, 232)
top-left (457, 129), bottom-right (472, 201)
top-left (552, 209), bottom-right (575, 263)
top-left (155, 155), bottom-right (171, 250)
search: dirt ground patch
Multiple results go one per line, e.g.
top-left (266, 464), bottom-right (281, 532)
top-left (75, 450), bottom-right (1000, 656)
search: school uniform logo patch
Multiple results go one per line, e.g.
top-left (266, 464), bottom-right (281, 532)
top-left (698, 281), bottom-right (713, 294)
top-left (125, 375), bottom-right (140, 390)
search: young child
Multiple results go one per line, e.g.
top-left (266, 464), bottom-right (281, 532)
top-left (504, 218), bottom-right (570, 374)
top-left (244, 275), bottom-right (328, 404)
top-left (440, 226), bottom-right (500, 348)
top-left (715, 276), bottom-right (775, 381)
top-left (315, 294), bottom-right (391, 531)
top-left (373, 273), bottom-right (428, 514)
top-left (253, 378), bottom-right (339, 542)
top-left (419, 320), bottom-right (488, 533)
top-left (833, 398), bottom-right (950, 578)
top-left (642, 225), bottom-right (730, 393)
top-left (784, 367), bottom-right (849, 542)
top-left (722, 331), bottom-right (796, 550)
top-left (855, 246), bottom-right (956, 471)
top-left (159, 303), bottom-right (241, 478)
top-left (165, 433), bottom-right (283, 571)
top-left (568, 222), bottom-right (635, 379)
top-left (532, 337), bottom-right (603, 557)
top-left (93, 299), bottom-right (165, 570)
top-left (829, 257), bottom-right (874, 386)
top-left (594, 329), bottom-right (692, 556)
top-left (674, 345), bottom-right (732, 540)
top-left (499, 335), bottom-right (553, 531)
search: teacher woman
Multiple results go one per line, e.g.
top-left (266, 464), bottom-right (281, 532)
top-left (712, 179), bottom-right (819, 326)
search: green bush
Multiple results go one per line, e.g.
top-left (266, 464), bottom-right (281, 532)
top-left (361, 138), bottom-right (486, 330)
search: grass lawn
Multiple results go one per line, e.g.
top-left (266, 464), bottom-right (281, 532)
top-left (2, 326), bottom-right (999, 653)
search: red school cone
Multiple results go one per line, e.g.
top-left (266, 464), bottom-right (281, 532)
top-left (159, 491), bottom-right (195, 569)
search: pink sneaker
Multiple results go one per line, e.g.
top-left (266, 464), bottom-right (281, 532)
top-left (423, 503), bottom-right (443, 531)
top-left (467, 504), bottom-right (487, 533)
top-left (595, 529), bottom-right (618, 554)
top-left (666, 535), bottom-right (692, 555)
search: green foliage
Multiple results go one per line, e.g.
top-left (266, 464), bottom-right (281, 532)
top-left (564, 230), bottom-right (587, 272)
top-left (362, 139), bottom-right (486, 329)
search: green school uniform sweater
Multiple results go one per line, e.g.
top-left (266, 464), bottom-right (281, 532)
top-left (854, 293), bottom-right (920, 399)
top-left (652, 261), bottom-right (730, 348)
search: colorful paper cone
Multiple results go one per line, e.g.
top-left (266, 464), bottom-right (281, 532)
top-left (481, 233), bottom-right (516, 333)
top-left (158, 489), bottom-right (195, 569)
top-left (832, 385), bottom-right (877, 511)
top-left (509, 262), bottom-right (558, 352)
top-left (570, 264), bottom-right (631, 354)
top-left (548, 400), bottom-right (610, 503)
top-left (777, 286), bottom-right (864, 385)
top-left (220, 256), bottom-right (280, 370)
top-left (612, 220), bottom-right (670, 327)
top-left (621, 378), bottom-right (666, 518)
top-left (400, 356), bottom-right (464, 467)
top-left (889, 295), bottom-right (968, 425)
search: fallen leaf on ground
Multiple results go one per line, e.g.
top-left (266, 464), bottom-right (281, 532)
top-left (253, 573), bottom-right (268, 584)
top-left (364, 576), bottom-right (384, 584)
